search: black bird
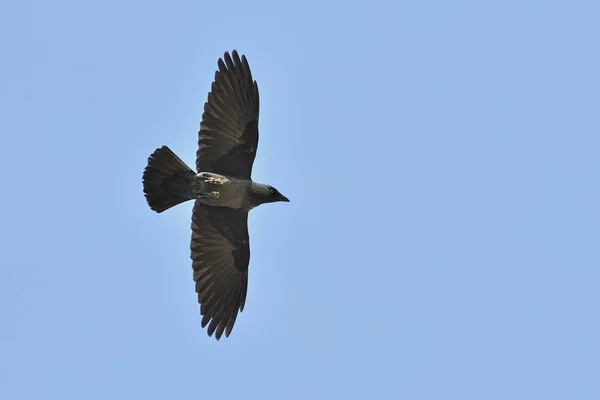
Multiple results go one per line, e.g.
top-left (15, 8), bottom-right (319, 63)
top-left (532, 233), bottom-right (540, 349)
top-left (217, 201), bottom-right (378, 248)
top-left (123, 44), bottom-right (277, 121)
top-left (142, 50), bottom-right (289, 340)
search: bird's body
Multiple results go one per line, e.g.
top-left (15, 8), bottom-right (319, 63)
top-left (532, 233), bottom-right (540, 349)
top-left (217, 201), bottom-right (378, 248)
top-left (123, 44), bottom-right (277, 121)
top-left (142, 50), bottom-right (289, 340)
top-left (194, 172), bottom-right (248, 208)
top-left (194, 172), bottom-right (274, 210)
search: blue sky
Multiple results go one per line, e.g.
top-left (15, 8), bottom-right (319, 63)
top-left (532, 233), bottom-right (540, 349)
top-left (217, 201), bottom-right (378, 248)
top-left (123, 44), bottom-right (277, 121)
top-left (2, 0), bottom-right (599, 398)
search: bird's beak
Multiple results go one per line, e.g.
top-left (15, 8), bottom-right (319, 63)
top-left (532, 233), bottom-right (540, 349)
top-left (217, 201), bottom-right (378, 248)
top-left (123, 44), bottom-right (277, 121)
top-left (279, 193), bottom-right (290, 202)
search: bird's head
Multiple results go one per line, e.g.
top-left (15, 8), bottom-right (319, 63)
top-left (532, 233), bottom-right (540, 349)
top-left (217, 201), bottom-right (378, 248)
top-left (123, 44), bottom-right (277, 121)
top-left (257, 184), bottom-right (290, 205)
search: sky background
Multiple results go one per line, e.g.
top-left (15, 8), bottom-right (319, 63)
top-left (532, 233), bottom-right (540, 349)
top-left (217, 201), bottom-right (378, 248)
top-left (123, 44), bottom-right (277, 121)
top-left (1, 0), bottom-right (599, 399)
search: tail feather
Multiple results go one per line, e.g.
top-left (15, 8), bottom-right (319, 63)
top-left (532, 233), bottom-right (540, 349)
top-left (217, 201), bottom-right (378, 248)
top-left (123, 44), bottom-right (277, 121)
top-left (143, 146), bottom-right (196, 213)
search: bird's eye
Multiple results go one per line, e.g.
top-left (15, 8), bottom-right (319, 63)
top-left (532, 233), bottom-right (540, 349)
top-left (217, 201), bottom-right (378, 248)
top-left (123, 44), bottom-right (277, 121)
top-left (268, 187), bottom-right (275, 194)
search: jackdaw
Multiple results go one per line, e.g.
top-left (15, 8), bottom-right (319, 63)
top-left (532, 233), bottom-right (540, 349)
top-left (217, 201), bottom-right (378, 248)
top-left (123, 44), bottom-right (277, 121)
top-left (142, 50), bottom-right (289, 340)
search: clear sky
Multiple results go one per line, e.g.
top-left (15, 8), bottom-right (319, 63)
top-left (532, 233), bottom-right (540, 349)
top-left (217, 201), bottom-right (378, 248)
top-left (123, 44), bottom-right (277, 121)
top-left (2, 0), bottom-right (599, 399)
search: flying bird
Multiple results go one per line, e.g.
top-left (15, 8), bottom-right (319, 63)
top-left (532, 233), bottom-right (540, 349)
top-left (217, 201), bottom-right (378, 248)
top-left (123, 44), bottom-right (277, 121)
top-left (142, 50), bottom-right (289, 340)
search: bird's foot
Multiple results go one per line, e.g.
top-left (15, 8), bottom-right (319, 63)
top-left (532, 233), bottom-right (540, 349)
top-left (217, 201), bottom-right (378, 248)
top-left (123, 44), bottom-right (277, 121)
top-left (205, 176), bottom-right (226, 185)
top-left (196, 191), bottom-right (221, 204)
top-left (197, 191), bottom-right (220, 200)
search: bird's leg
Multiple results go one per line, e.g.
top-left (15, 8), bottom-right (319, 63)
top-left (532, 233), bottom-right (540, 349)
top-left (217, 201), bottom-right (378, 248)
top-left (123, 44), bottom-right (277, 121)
top-left (194, 173), bottom-right (227, 203)
top-left (200, 173), bottom-right (227, 186)
top-left (198, 191), bottom-right (220, 199)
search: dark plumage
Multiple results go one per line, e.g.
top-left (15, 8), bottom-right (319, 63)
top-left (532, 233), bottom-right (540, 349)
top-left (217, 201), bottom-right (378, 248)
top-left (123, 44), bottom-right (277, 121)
top-left (142, 50), bottom-right (289, 340)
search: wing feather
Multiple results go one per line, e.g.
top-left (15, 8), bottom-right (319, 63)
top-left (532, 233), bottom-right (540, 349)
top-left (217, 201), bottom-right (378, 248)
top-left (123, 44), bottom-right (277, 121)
top-left (196, 50), bottom-right (259, 179)
top-left (190, 201), bottom-right (250, 340)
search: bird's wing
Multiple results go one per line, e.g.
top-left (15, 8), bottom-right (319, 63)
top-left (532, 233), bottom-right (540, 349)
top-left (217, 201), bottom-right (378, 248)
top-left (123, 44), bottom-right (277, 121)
top-left (190, 201), bottom-right (250, 340)
top-left (196, 50), bottom-right (260, 180)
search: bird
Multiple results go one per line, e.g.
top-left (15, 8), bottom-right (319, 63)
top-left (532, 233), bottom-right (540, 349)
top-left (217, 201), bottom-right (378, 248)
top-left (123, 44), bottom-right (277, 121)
top-left (142, 50), bottom-right (289, 340)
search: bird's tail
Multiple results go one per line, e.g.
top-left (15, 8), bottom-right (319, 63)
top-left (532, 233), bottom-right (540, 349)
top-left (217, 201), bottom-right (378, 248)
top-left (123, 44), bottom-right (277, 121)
top-left (143, 146), bottom-right (196, 213)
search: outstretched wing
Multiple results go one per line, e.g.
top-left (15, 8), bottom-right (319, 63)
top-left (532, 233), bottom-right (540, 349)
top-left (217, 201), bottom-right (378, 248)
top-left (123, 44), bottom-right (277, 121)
top-left (196, 50), bottom-right (260, 180)
top-left (190, 201), bottom-right (250, 340)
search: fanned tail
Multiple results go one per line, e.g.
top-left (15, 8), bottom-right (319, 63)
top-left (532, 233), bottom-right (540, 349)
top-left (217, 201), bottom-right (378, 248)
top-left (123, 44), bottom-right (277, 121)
top-left (142, 146), bottom-right (196, 213)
